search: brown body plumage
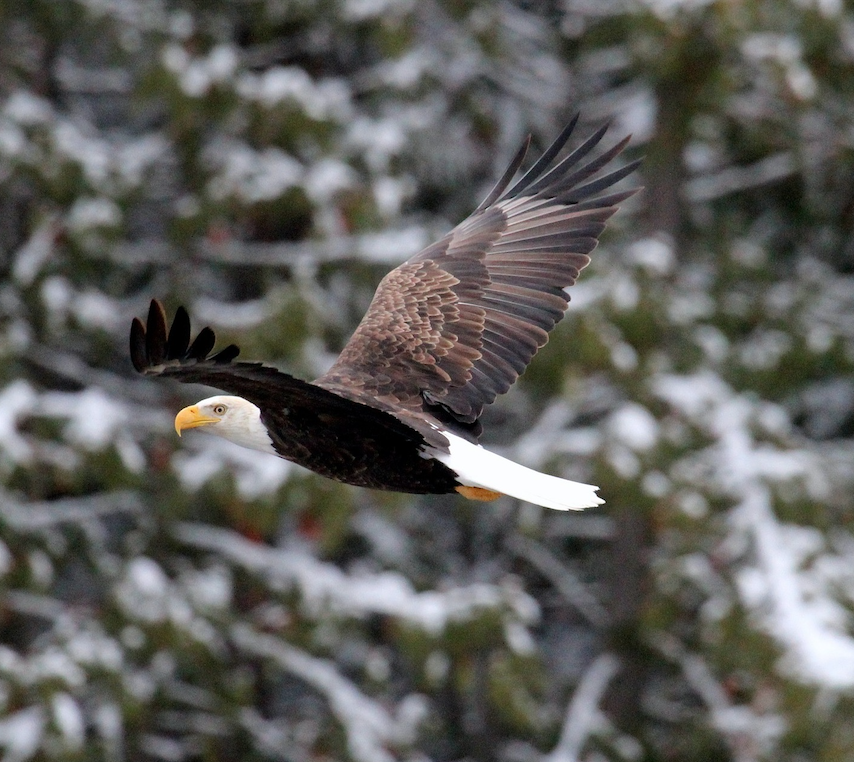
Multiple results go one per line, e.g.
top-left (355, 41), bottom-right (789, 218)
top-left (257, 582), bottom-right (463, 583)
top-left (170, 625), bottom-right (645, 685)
top-left (131, 117), bottom-right (638, 505)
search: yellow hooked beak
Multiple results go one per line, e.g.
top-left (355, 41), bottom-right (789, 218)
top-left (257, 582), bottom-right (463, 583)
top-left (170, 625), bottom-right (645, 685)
top-left (174, 405), bottom-right (219, 437)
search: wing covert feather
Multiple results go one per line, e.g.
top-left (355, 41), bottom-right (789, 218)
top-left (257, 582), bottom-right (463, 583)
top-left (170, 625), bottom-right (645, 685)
top-left (317, 119), bottom-right (637, 433)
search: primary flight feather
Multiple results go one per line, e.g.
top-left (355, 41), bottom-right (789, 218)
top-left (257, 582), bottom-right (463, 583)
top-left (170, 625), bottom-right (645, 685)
top-left (131, 117), bottom-right (638, 509)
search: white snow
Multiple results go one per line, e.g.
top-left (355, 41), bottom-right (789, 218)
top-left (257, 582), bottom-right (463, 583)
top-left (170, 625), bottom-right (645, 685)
top-left (607, 403), bottom-right (659, 451)
top-left (161, 43), bottom-right (238, 97)
top-left (26, 648), bottom-right (86, 688)
top-left (174, 523), bottom-right (540, 637)
top-left (27, 551), bottom-right (54, 589)
top-left (737, 329), bottom-right (792, 370)
top-left (641, 471), bottom-right (672, 498)
top-left (115, 134), bottom-right (167, 186)
top-left (41, 387), bottom-right (129, 450)
top-left (40, 276), bottom-right (72, 315)
top-left (610, 341), bottom-right (639, 371)
top-left (668, 287), bottom-right (716, 324)
top-left (64, 629), bottom-right (123, 672)
top-left (685, 151), bottom-right (798, 202)
top-left (0, 707), bottom-right (45, 762)
top-left (173, 435), bottom-right (292, 498)
top-left (51, 693), bottom-right (85, 750)
top-left (353, 227), bottom-right (428, 263)
top-left (610, 274), bottom-right (639, 310)
top-left (351, 510), bottom-right (411, 565)
top-left (5, 92), bottom-right (53, 124)
top-left (346, 117), bottom-right (407, 171)
top-left (742, 33), bottom-right (817, 99)
top-left (185, 566), bottom-right (232, 611)
top-left (66, 197), bottom-right (121, 232)
top-left (0, 540), bottom-right (11, 577)
top-left (694, 325), bottom-right (730, 363)
top-left (13, 217), bottom-right (59, 286)
top-left (71, 290), bottom-right (122, 330)
top-left (0, 119), bottom-right (25, 160)
top-left (606, 444), bottom-right (641, 479)
top-left (343, 0), bottom-right (414, 21)
top-left (654, 370), bottom-right (727, 420)
top-left (194, 297), bottom-right (269, 328)
top-left (53, 121), bottom-right (111, 184)
top-left (372, 176), bottom-right (412, 218)
top-left (545, 654), bottom-right (619, 762)
top-left (232, 624), bottom-right (422, 762)
top-left (734, 486), bottom-right (854, 688)
top-left (627, 236), bottom-right (675, 275)
top-left (0, 381), bottom-right (38, 465)
top-left (3, 383), bottom-right (145, 472)
top-left (637, 0), bottom-right (716, 20)
top-left (126, 557), bottom-right (168, 598)
top-left (93, 703), bottom-right (123, 748)
top-left (304, 158), bottom-right (356, 203)
top-left (236, 67), bottom-right (352, 120)
top-left (115, 557), bottom-right (224, 651)
top-left (655, 371), bottom-right (854, 688)
top-left (3, 491), bottom-right (142, 531)
top-left (206, 142), bottom-right (303, 203)
top-left (117, 557), bottom-right (178, 624)
top-left (372, 49), bottom-right (435, 90)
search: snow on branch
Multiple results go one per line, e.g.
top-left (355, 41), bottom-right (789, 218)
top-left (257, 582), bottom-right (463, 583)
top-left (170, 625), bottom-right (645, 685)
top-left (0, 707), bottom-right (45, 762)
top-left (655, 371), bottom-right (854, 689)
top-left (231, 624), bottom-right (423, 762)
top-left (1, 489), bottom-right (143, 530)
top-left (506, 534), bottom-right (609, 628)
top-left (734, 484), bottom-right (854, 688)
top-left (173, 523), bottom-right (539, 637)
top-left (544, 653), bottom-right (619, 762)
top-left (684, 152), bottom-right (797, 202)
top-left (0, 380), bottom-right (150, 474)
top-left (108, 226), bottom-right (428, 268)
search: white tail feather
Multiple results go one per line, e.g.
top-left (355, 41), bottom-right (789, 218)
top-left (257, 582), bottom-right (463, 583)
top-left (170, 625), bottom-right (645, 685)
top-left (433, 431), bottom-right (604, 511)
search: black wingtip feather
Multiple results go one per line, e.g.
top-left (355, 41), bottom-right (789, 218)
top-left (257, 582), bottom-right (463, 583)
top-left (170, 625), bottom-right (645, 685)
top-left (131, 300), bottom-right (241, 373)
top-left (211, 344), bottom-right (240, 364)
top-left (145, 300), bottom-right (168, 367)
top-left (130, 317), bottom-right (147, 373)
top-left (187, 326), bottom-right (216, 360)
top-left (167, 306), bottom-right (192, 360)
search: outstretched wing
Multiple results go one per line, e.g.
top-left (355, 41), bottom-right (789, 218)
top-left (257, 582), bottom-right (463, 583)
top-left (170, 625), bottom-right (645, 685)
top-left (316, 116), bottom-right (639, 431)
top-left (130, 300), bottom-right (449, 450)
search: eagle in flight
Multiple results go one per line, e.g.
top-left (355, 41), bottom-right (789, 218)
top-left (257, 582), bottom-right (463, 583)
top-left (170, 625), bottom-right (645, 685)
top-left (131, 117), bottom-right (638, 510)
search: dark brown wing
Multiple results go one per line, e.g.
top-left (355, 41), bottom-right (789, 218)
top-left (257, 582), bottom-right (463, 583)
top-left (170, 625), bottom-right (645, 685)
top-left (130, 300), bottom-right (450, 457)
top-left (316, 117), bottom-right (639, 432)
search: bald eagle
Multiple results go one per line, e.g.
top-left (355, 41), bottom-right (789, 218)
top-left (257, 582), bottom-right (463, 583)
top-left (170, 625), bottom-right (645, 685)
top-left (131, 117), bottom-right (638, 510)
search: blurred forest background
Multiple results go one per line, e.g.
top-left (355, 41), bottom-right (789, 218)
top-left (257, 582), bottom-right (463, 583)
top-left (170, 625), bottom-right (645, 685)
top-left (2, 0), bottom-right (854, 760)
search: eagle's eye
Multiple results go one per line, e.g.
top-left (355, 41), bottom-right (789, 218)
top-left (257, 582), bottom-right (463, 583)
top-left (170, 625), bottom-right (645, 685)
top-left (212, 404), bottom-right (227, 415)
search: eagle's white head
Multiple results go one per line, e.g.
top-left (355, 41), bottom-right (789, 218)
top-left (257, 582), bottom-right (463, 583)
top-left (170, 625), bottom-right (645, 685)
top-left (174, 395), bottom-right (277, 455)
